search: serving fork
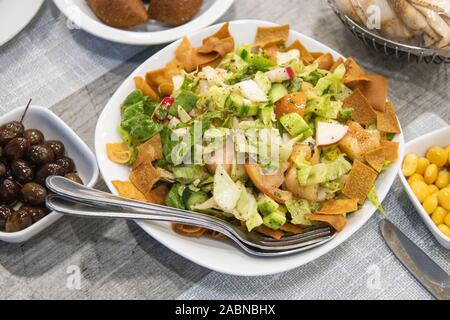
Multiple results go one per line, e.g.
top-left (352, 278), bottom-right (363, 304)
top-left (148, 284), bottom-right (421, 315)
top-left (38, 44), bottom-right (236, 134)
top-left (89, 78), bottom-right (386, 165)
top-left (45, 176), bottom-right (335, 257)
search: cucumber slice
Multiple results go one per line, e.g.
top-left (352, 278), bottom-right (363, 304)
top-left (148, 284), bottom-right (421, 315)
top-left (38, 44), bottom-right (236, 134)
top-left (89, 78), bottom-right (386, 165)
top-left (182, 188), bottom-right (210, 211)
top-left (269, 83), bottom-right (288, 103)
top-left (228, 93), bottom-right (259, 116)
top-left (280, 113), bottom-right (311, 137)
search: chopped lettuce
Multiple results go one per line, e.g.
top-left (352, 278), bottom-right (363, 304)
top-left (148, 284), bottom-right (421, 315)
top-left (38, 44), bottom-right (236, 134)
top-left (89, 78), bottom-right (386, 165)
top-left (213, 165), bottom-right (242, 212)
top-left (286, 199), bottom-right (313, 226)
top-left (368, 187), bottom-right (385, 214)
top-left (170, 90), bottom-right (198, 115)
top-left (165, 183), bottom-right (186, 209)
top-left (314, 64), bottom-right (345, 96)
top-left (236, 186), bottom-right (263, 231)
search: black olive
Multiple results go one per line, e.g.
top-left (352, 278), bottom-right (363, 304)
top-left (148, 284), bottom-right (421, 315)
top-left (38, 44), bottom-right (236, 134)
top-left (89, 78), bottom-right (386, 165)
top-left (0, 121), bottom-right (24, 146)
top-left (27, 144), bottom-right (55, 165)
top-left (44, 140), bottom-right (65, 158)
top-left (11, 159), bottom-right (34, 184)
top-left (0, 206), bottom-right (12, 231)
top-left (55, 157), bottom-right (75, 174)
top-left (20, 205), bottom-right (47, 223)
top-left (35, 163), bottom-right (64, 185)
top-left (4, 137), bottom-right (30, 160)
top-left (23, 129), bottom-right (44, 146)
top-left (21, 182), bottom-right (47, 205)
top-left (0, 162), bottom-right (6, 179)
top-left (0, 179), bottom-right (20, 205)
top-left (5, 209), bottom-right (32, 232)
top-left (64, 172), bottom-right (83, 184)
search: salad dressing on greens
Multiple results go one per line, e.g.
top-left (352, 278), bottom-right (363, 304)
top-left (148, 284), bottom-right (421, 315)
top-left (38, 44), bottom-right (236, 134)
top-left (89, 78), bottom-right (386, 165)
top-left (106, 23), bottom-right (400, 240)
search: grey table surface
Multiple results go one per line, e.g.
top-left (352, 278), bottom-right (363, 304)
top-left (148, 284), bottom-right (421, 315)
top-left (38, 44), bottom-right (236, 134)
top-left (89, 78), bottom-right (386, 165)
top-left (0, 0), bottom-right (449, 300)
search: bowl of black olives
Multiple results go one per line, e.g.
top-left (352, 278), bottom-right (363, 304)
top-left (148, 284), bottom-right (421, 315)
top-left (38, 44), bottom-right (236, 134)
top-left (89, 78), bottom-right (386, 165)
top-left (0, 105), bottom-right (98, 242)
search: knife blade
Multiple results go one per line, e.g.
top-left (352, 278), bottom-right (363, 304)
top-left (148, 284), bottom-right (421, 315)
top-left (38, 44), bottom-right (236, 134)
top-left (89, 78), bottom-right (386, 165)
top-left (379, 219), bottom-right (450, 300)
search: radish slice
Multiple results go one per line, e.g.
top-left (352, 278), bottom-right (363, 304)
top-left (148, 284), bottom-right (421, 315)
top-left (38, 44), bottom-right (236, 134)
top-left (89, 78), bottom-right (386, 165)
top-left (265, 67), bottom-right (295, 83)
top-left (234, 80), bottom-right (268, 102)
top-left (316, 122), bottom-right (348, 146)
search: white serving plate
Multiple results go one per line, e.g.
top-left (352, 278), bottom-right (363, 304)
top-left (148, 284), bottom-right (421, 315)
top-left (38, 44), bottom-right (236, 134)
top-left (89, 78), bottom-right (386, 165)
top-left (52, 0), bottom-right (234, 45)
top-left (399, 126), bottom-right (450, 249)
top-left (0, 105), bottom-right (99, 243)
top-left (0, 0), bottom-right (44, 47)
top-left (95, 20), bottom-right (405, 276)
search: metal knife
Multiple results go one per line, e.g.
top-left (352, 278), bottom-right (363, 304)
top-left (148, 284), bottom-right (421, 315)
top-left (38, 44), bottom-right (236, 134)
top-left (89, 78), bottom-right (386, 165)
top-left (379, 219), bottom-right (450, 300)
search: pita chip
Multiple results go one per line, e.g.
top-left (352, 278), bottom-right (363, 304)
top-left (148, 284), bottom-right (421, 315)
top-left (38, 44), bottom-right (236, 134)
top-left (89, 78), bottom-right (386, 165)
top-left (343, 57), bottom-right (370, 86)
top-left (343, 88), bottom-right (377, 125)
top-left (254, 25), bottom-right (290, 48)
top-left (376, 101), bottom-right (401, 134)
top-left (356, 74), bottom-right (388, 112)
top-left (381, 140), bottom-right (400, 162)
top-left (286, 40), bottom-right (314, 64)
top-left (112, 181), bottom-right (147, 202)
top-left (364, 147), bottom-right (386, 172)
top-left (133, 135), bottom-right (163, 169)
top-left (306, 214), bottom-right (347, 232)
top-left (317, 199), bottom-right (359, 215)
top-left (342, 159), bottom-right (378, 204)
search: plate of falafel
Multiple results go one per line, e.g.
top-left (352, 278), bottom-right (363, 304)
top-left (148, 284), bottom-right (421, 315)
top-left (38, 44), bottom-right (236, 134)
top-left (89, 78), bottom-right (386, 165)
top-left (53, 0), bottom-right (234, 45)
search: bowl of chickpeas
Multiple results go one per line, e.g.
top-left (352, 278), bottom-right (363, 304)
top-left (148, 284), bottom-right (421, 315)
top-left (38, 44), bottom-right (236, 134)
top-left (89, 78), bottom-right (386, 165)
top-left (400, 126), bottom-right (450, 249)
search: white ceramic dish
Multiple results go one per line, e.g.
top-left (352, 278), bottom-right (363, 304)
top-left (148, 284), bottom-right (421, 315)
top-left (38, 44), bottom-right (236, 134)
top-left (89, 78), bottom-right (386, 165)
top-left (0, 105), bottom-right (99, 243)
top-left (95, 20), bottom-right (405, 276)
top-left (399, 126), bottom-right (450, 249)
top-left (52, 0), bottom-right (234, 45)
top-left (0, 0), bottom-right (44, 47)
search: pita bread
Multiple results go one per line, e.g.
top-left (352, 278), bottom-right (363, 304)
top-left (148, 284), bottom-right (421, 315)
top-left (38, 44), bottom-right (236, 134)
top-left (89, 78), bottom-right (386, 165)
top-left (389, 0), bottom-right (440, 42)
top-left (351, 0), bottom-right (415, 42)
top-left (335, 0), bottom-right (364, 23)
top-left (412, 4), bottom-right (450, 47)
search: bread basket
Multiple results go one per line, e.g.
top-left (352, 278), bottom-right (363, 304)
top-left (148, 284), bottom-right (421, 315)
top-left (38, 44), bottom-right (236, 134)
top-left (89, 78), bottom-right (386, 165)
top-left (328, 0), bottom-right (450, 64)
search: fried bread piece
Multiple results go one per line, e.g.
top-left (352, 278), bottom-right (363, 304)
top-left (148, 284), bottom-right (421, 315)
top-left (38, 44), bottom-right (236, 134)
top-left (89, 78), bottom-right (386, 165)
top-left (149, 0), bottom-right (203, 26)
top-left (86, 0), bottom-right (149, 28)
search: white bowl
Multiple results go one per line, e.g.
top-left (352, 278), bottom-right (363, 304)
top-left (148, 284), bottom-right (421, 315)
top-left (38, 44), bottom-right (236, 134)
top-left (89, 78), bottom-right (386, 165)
top-left (399, 126), bottom-right (450, 249)
top-left (52, 0), bottom-right (234, 45)
top-left (0, 0), bottom-right (44, 47)
top-left (0, 105), bottom-right (99, 243)
top-left (95, 20), bottom-right (405, 276)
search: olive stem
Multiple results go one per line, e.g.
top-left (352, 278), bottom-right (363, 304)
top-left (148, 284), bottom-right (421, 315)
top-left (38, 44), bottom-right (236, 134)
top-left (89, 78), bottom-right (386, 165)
top-left (20, 99), bottom-right (32, 124)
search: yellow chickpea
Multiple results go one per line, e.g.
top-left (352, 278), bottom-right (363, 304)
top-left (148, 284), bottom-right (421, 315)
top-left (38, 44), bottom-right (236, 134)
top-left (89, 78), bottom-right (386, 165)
top-left (408, 173), bottom-right (424, 185)
top-left (435, 170), bottom-right (449, 189)
top-left (444, 213), bottom-right (450, 228)
top-left (447, 146), bottom-right (450, 165)
top-left (437, 188), bottom-right (450, 211)
top-left (416, 157), bottom-right (430, 175)
top-left (432, 207), bottom-right (447, 224)
top-left (423, 193), bottom-right (438, 214)
top-left (410, 181), bottom-right (431, 203)
top-left (402, 154), bottom-right (418, 177)
top-left (426, 146), bottom-right (448, 167)
top-left (437, 224), bottom-right (450, 238)
top-left (428, 185), bottom-right (439, 194)
top-left (424, 164), bottom-right (438, 184)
